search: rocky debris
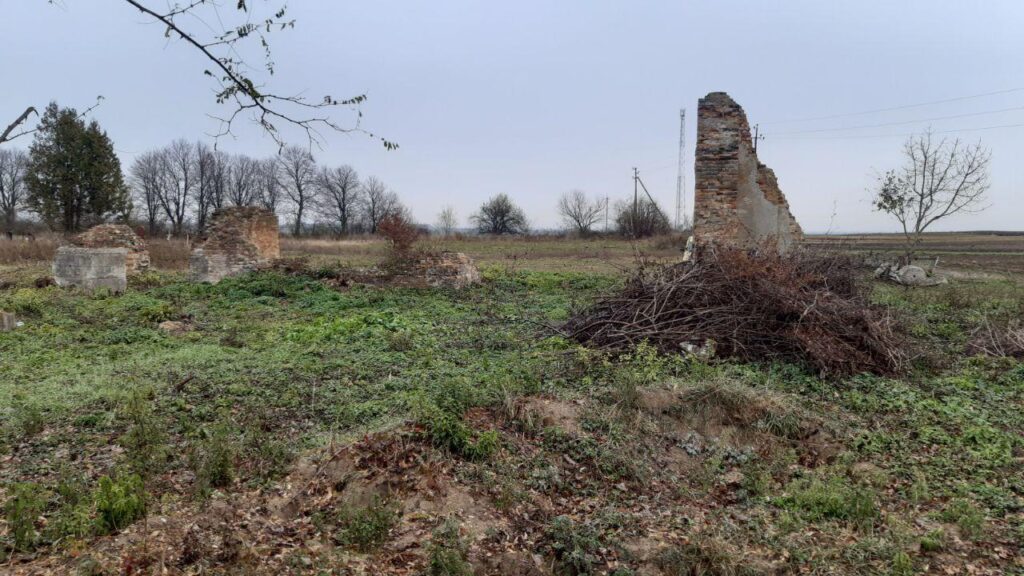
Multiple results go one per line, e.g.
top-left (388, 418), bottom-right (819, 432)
top-left (52, 246), bottom-right (127, 293)
top-left (874, 263), bottom-right (948, 287)
top-left (694, 92), bottom-right (802, 251)
top-left (416, 251), bottom-right (481, 289)
top-left (190, 206), bottom-right (280, 283)
top-left (70, 224), bottom-right (150, 274)
top-left (158, 320), bottom-right (194, 336)
top-left (1, 310), bottom-right (17, 331)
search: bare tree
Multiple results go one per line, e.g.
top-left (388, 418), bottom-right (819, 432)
top-left (278, 146), bottom-right (318, 236)
top-left (129, 150), bottom-right (164, 235)
top-left (435, 205), bottom-right (457, 237)
top-left (317, 165), bottom-right (361, 235)
top-left (194, 142), bottom-right (222, 233)
top-left (361, 176), bottom-right (402, 234)
top-left (557, 189), bottom-right (603, 236)
top-left (614, 197), bottom-right (670, 238)
top-left (226, 154), bottom-right (261, 207)
top-left (0, 148), bottom-right (28, 230)
top-left (873, 129), bottom-right (991, 260)
top-left (471, 194), bottom-right (528, 235)
top-left (156, 139), bottom-right (196, 236)
top-left (256, 157), bottom-right (283, 213)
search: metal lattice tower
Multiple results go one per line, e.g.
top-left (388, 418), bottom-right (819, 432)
top-left (674, 108), bottom-right (687, 230)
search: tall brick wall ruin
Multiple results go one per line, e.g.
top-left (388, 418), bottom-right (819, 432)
top-left (189, 206), bottom-right (280, 283)
top-left (694, 92), bottom-right (802, 251)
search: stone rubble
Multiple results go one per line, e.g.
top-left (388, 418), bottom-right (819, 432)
top-left (874, 263), bottom-right (948, 287)
top-left (70, 224), bottom-right (150, 274)
top-left (1, 311), bottom-right (17, 331)
top-left (415, 251), bottom-right (482, 290)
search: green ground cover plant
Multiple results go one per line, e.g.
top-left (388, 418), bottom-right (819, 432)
top-left (1, 264), bottom-right (1022, 573)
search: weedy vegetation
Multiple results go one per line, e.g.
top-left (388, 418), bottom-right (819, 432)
top-left (1, 238), bottom-right (1022, 574)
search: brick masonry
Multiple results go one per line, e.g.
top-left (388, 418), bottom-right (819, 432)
top-left (416, 252), bottom-right (482, 289)
top-left (190, 206), bottom-right (280, 283)
top-left (70, 224), bottom-right (150, 274)
top-left (694, 92), bottom-right (802, 251)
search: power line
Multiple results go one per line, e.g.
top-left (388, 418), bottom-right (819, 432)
top-left (772, 121), bottom-right (1024, 141)
top-left (771, 105), bottom-right (1024, 136)
top-left (762, 87), bottom-right (1024, 125)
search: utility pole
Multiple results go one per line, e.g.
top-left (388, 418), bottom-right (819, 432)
top-left (632, 167), bottom-right (639, 239)
top-left (631, 167), bottom-right (658, 238)
top-left (675, 109), bottom-right (687, 230)
top-left (752, 123), bottom-right (764, 154)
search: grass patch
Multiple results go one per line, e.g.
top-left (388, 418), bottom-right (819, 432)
top-left (333, 497), bottom-right (401, 552)
top-left (777, 475), bottom-right (879, 531)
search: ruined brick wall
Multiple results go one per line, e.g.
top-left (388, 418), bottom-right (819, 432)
top-left (694, 92), bottom-right (802, 251)
top-left (71, 224), bottom-right (150, 274)
top-left (190, 206), bottom-right (280, 283)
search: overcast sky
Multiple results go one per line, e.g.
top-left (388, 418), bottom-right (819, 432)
top-left (2, 1), bottom-right (1022, 232)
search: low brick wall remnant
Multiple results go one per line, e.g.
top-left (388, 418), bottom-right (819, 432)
top-left (417, 252), bottom-right (481, 289)
top-left (190, 206), bottom-right (280, 283)
top-left (70, 224), bottom-right (150, 274)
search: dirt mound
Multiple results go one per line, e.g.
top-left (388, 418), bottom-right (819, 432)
top-left (565, 246), bottom-right (906, 376)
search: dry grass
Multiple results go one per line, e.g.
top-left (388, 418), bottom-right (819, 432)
top-left (146, 238), bottom-right (191, 270)
top-left (284, 234), bottom-right (688, 273)
top-left (3, 231), bottom-right (1020, 277)
top-left (0, 235), bottom-right (59, 265)
top-left (0, 233), bottom-right (191, 270)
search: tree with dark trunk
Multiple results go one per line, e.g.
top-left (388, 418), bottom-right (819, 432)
top-left (557, 189), bottom-right (603, 236)
top-left (361, 176), bottom-right (402, 234)
top-left (23, 103), bottom-right (130, 232)
top-left (226, 154), bottom-right (261, 207)
top-left (257, 157), bottom-right (283, 214)
top-left (194, 142), bottom-right (219, 233)
top-left (129, 150), bottom-right (164, 236)
top-left (154, 139), bottom-right (195, 236)
top-left (317, 165), bottom-right (361, 235)
top-left (0, 148), bottom-right (28, 230)
top-left (278, 146), bottom-right (317, 236)
top-left (471, 194), bottom-right (528, 235)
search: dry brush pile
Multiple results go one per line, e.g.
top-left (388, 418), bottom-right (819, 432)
top-left (565, 245), bottom-right (907, 376)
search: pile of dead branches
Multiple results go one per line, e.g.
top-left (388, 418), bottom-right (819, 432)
top-left (968, 317), bottom-right (1024, 359)
top-left (565, 245), bottom-right (906, 376)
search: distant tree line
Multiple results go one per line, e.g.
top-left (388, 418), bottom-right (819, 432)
top-left (2, 103), bottom-right (680, 239)
top-left (129, 140), bottom-right (408, 237)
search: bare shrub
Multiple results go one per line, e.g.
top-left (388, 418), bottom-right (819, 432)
top-left (378, 213), bottom-right (421, 260)
top-left (565, 245), bottom-right (906, 376)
